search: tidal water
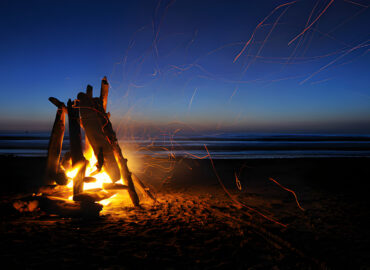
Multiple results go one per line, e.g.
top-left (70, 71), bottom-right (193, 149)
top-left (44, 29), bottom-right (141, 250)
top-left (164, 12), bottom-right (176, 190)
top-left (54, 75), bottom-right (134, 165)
top-left (1, 131), bottom-right (370, 159)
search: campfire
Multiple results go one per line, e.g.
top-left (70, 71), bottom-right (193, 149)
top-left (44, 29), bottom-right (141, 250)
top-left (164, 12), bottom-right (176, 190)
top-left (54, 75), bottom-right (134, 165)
top-left (14, 77), bottom-right (155, 216)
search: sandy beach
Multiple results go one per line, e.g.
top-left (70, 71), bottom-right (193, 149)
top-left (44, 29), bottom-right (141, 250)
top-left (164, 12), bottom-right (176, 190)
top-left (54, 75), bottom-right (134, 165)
top-left (1, 156), bottom-right (369, 269)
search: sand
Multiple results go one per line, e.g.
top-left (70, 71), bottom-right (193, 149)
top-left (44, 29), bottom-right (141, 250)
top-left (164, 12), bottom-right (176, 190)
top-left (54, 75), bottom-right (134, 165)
top-left (0, 156), bottom-right (369, 269)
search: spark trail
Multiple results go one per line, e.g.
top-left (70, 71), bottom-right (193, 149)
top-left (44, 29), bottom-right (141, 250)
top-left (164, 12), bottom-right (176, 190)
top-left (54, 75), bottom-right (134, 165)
top-left (268, 177), bottom-right (305, 211)
top-left (188, 88), bottom-right (198, 110)
top-left (204, 145), bottom-right (287, 227)
top-left (243, 6), bottom-right (290, 74)
top-left (233, 0), bottom-right (298, 63)
top-left (300, 39), bottom-right (370, 84)
top-left (288, 0), bottom-right (335, 45)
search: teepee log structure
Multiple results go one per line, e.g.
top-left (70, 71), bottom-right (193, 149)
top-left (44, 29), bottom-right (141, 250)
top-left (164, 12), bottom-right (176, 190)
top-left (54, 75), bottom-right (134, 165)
top-left (45, 76), bottom-right (154, 207)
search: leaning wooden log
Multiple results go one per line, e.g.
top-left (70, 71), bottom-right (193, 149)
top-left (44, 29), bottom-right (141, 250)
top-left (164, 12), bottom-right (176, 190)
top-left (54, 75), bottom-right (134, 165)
top-left (49, 97), bottom-right (65, 108)
top-left (78, 91), bottom-right (141, 206)
top-left (115, 152), bottom-right (140, 206)
top-left (67, 99), bottom-right (85, 165)
top-left (44, 97), bottom-right (67, 185)
top-left (61, 151), bottom-right (72, 171)
top-left (102, 183), bottom-right (128, 190)
top-left (100, 76), bottom-right (109, 112)
top-left (132, 173), bottom-right (156, 202)
top-left (67, 99), bottom-right (87, 196)
top-left (85, 85), bottom-right (93, 153)
top-left (77, 92), bottom-right (121, 182)
top-left (86, 84), bottom-right (93, 98)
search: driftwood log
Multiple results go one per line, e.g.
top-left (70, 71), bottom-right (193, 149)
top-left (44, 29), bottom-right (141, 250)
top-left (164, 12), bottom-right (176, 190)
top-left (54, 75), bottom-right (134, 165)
top-left (67, 99), bottom-right (85, 164)
top-left (78, 92), bottom-right (121, 182)
top-left (77, 102), bottom-right (140, 205)
top-left (44, 97), bottom-right (67, 185)
top-left (132, 173), bottom-right (156, 202)
top-left (86, 84), bottom-right (93, 99)
top-left (100, 76), bottom-right (109, 112)
top-left (67, 99), bottom-right (86, 196)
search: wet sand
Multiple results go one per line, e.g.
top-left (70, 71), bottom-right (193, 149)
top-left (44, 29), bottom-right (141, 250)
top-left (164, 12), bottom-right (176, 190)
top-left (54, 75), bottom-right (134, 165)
top-left (0, 156), bottom-right (369, 269)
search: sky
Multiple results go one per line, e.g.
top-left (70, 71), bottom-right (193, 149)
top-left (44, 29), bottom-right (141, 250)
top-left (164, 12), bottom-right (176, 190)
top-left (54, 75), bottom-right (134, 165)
top-left (0, 0), bottom-right (369, 134)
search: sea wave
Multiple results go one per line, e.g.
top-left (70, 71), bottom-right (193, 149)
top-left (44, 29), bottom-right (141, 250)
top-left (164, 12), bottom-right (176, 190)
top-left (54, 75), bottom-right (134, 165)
top-left (2, 132), bottom-right (370, 159)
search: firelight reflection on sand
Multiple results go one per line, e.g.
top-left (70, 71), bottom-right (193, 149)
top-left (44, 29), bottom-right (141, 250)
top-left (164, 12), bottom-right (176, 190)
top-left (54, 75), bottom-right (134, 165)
top-left (65, 141), bottom-right (133, 208)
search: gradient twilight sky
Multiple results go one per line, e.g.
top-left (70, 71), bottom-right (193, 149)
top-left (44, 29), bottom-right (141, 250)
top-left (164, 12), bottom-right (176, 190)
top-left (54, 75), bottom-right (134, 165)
top-left (0, 0), bottom-right (369, 134)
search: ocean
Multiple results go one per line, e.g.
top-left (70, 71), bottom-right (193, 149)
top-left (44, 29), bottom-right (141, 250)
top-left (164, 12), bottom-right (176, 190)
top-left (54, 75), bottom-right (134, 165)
top-left (1, 131), bottom-right (370, 159)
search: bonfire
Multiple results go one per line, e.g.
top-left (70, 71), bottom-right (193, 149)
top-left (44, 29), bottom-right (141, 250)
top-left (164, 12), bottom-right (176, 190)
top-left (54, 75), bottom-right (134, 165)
top-left (15, 77), bottom-right (155, 216)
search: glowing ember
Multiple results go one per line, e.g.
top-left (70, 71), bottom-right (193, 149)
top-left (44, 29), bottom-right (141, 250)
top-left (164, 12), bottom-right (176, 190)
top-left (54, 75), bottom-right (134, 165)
top-left (64, 141), bottom-right (134, 208)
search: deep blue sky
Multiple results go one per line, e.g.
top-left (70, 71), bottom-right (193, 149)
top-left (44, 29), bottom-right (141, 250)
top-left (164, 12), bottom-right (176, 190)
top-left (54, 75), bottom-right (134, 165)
top-left (0, 0), bottom-right (369, 134)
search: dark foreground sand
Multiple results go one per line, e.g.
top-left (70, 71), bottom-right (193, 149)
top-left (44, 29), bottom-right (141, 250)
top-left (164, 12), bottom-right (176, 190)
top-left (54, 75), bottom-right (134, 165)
top-left (0, 156), bottom-right (369, 269)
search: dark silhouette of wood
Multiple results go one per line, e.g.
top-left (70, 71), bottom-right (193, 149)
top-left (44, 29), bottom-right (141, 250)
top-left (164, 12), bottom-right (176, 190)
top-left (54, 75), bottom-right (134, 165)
top-left (86, 84), bottom-right (93, 98)
top-left (55, 172), bottom-right (68, 185)
top-left (67, 99), bottom-right (85, 165)
top-left (45, 97), bottom-right (67, 185)
top-left (67, 99), bottom-right (86, 195)
top-left (100, 76), bottom-right (109, 112)
top-left (61, 151), bottom-right (72, 171)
